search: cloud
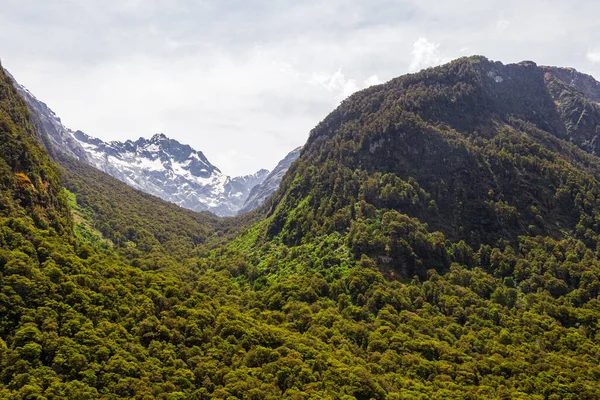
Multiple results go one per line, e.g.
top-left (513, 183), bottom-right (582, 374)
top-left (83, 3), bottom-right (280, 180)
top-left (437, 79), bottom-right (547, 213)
top-left (496, 19), bottom-right (510, 30)
top-left (1, 0), bottom-right (600, 175)
top-left (364, 75), bottom-right (381, 87)
top-left (409, 38), bottom-right (446, 73)
top-left (587, 49), bottom-right (600, 64)
top-left (310, 69), bottom-right (358, 102)
top-left (310, 70), bottom-right (381, 103)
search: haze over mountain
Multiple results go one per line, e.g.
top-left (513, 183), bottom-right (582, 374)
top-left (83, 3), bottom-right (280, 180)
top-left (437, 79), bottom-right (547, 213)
top-left (3, 56), bottom-right (600, 399)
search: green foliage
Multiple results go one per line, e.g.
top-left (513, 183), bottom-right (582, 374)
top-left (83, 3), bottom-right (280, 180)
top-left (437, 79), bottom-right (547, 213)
top-left (3, 57), bottom-right (600, 399)
top-left (65, 188), bottom-right (113, 249)
top-left (57, 155), bottom-right (253, 269)
top-left (0, 66), bottom-right (72, 234)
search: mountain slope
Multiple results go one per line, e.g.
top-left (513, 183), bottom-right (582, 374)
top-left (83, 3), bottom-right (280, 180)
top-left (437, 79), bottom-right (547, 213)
top-left (0, 68), bottom-right (71, 232)
top-left (544, 65), bottom-right (600, 102)
top-left (238, 146), bottom-right (302, 214)
top-left (265, 57), bottom-right (600, 252)
top-left (0, 62), bottom-right (289, 399)
top-left (4, 70), bottom-right (272, 216)
top-left (57, 154), bottom-right (222, 266)
top-left (205, 57), bottom-right (600, 398)
top-left (0, 61), bottom-right (331, 399)
top-left (3, 69), bottom-right (89, 162)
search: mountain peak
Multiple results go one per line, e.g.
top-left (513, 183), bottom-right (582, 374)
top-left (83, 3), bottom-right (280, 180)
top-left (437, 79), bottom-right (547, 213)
top-left (517, 60), bottom-right (537, 67)
top-left (151, 132), bottom-right (169, 142)
top-left (66, 130), bottom-right (274, 216)
top-left (541, 65), bottom-right (600, 102)
top-left (5, 68), bottom-right (331, 217)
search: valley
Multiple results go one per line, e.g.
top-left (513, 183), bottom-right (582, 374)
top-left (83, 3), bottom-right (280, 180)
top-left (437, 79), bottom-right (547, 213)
top-left (1, 56), bottom-right (600, 399)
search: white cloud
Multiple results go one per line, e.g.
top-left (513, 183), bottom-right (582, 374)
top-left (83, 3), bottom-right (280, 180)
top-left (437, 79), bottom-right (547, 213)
top-left (496, 19), bottom-right (510, 30)
top-left (408, 38), bottom-right (446, 73)
top-left (364, 75), bottom-right (381, 87)
top-left (587, 49), bottom-right (600, 64)
top-left (310, 69), bottom-right (380, 104)
top-left (1, 0), bottom-right (600, 175)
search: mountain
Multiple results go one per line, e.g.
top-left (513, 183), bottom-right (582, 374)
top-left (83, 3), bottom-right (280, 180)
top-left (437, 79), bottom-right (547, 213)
top-left (265, 57), bottom-right (600, 252)
top-left (4, 69), bottom-right (274, 216)
top-left (71, 130), bottom-right (269, 216)
top-left (544, 66), bottom-right (600, 102)
top-left (0, 62), bottom-right (254, 398)
top-left (4, 56), bottom-right (600, 399)
top-left (0, 65), bottom-right (72, 233)
top-left (238, 146), bottom-right (302, 214)
top-left (213, 57), bottom-right (600, 397)
top-left (2, 69), bottom-right (89, 162)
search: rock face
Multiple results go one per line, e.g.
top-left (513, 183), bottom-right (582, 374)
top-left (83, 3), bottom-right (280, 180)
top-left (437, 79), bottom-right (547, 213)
top-left (541, 66), bottom-right (600, 156)
top-left (543, 66), bottom-right (600, 102)
top-left (71, 131), bottom-right (269, 216)
top-left (238, 147), bottom-right (302, 214)
top-left (4, 68), bottom-right (274, 216)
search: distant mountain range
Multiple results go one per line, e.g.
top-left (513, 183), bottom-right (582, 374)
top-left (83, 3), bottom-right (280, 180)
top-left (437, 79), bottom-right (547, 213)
top-left (237, 146), bottom-right (302, 215)
top-left (5, 70), bottom-right (300, 216)
top-left (70, 130), bottom-right (270, 216)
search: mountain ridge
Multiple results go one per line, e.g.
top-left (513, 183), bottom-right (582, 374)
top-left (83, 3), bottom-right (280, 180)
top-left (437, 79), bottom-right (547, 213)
top-left (71, 129), bottom-right (269, 216)
top-left (238, 146), bottom-right (302, 215)
top-left (4, 69), bottom-right (301, 216)
top-left (268, 56), bottom-right (600, 266)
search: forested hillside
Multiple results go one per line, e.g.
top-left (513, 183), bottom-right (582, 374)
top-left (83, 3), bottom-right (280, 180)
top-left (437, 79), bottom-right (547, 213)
top-left (2, 57), bottom-right (600, 399)
top-left (56, 154), bottom-right (254, 268)
top-left (208, 57), bottom-right (600, 398)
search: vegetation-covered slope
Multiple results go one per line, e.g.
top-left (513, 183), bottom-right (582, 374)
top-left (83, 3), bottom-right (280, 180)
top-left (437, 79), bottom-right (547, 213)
top-left (3, 57), bottom-right (600, 399)
top-left (56, 154), bottom-right (254, 268)
top-left (0, 69), bottom-right (71, 234)
top-left (205, 57), bottom-right (600, 398)
top-left (266, 57), bottom-right (600, 253)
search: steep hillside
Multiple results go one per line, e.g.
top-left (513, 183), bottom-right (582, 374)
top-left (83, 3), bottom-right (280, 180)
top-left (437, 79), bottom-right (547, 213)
top-left (2, 69), bottom-right (90, 163)
top-left (0, 61), bottom-right (330, 399)
top-left (0, 67), bottom-right (72, 233)
top-left (238, 146), bottom-right (302, 214)
top-left (266, 57), bottom-right (600, 253)
top-left (206, 57), bottom-right (600, 398)
top-left (57, 154), bottom-right (225, 267)
top-left (544, 66), bottom-right (600, 102)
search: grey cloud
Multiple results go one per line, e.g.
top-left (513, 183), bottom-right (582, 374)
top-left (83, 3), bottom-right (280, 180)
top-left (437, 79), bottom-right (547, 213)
top-left (1, 0), bottom-right (600, 175)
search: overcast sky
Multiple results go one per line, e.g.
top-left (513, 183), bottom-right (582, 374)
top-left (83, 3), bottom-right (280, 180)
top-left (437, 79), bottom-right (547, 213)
top-left (1, 0), bottom-right (600, 176)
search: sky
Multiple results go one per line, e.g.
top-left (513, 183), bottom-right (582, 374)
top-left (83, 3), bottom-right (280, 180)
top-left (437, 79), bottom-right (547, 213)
top-left (1, 0), bottom-right (600, 176)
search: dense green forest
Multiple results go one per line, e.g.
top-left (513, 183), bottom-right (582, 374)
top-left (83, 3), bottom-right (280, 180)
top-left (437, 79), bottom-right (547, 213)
top-left (3, 57), bottom-right (600, 399)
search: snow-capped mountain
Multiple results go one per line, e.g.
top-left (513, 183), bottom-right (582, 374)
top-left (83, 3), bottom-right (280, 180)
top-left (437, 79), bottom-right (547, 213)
top-left (5, 68), bottom-right (294, 217)
top-left (238, 147), bottom-right (302, 214)
top-left (72, 131), bottom-right (269, 216)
